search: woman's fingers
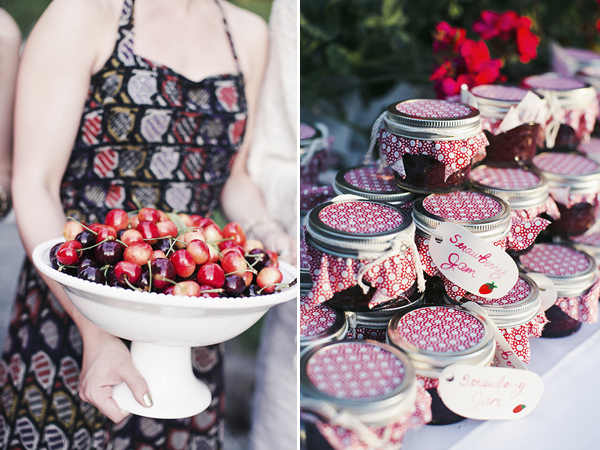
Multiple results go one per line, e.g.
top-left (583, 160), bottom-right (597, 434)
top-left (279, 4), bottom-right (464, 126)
top-left (86, 385), bottom-right (130, 423)
top-left (120, 364), bottom-right (153, 408)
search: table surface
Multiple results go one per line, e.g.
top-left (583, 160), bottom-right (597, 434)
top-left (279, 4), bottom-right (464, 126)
top-left (402, 319), bottom-right (600, 449)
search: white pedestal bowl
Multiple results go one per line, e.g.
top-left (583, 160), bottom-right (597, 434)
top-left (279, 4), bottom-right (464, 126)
top-left (32, 237), bottom-right (298, 419)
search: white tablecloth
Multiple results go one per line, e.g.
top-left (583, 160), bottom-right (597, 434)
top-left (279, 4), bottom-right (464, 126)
top-left (402, 321), bottom-right (600, 449)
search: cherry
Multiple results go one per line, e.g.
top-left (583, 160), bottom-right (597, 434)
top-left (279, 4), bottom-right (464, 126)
top-left (222, 222), bottom-right (246, 247)
top-left (129, 214), bottom-right (140, 229)
top-left (152, 249), bottom-right (167, 260)
top-left (197, 263), bottom-right (225, 288)
top-left (242, 271), bottom-right (254, 287)
top-left (265, 250), bottom-right (279, 268)
top-left (246, 248), bottom-right (269, 272)
top-left (177, 213), bottom-right (194, 227)
top-left (187, 239), bottom-right (210, 265)
top-left (220, 246), bottom-right (245, 260)
top-left (177, 229), bottom-right (206, 248)
top-left (203, 223), bottom-right (223, 242)
top-left (75, 230), bottom-right (97, 257)
top-left (105, 267), bottom-right (120, 287)
top-left (56, 241), bottom-right (83, 266)
top-left (124, 242), bottom-right (153, 266)
top-left (189, 214), bottom-right (205, 227)
top-left (77, 257), bottom-right (98, 275)
top-left (207, 242), bottom-right (220, 264)
top-left (218, 239), bottom-right (239, 251)
top-left (137, 221), bottom-right (160, 244)
top-left (105, 209), bottom-right (129, 231)
top-left (78, 265), bottom-right (106, 285)
top-left (114, 260), bottom-right (142, 286)
top-left (136, 265), bottom-right (151, 292)
top-left (198, 285), bottom-right (220, 298)
top-left (157, 220), bottom-right (178, 238)
top-left (50, 243), bottom-right (63, 269)
top-left (173, 280), bottom-right (202, 297)
top-left (121, 229), bottom-right (144, 246)
top-left (150, 258), bottom-right (177, 290)
top-left (89, 223), bottom-right (117, 241)
top-left (221, 252), bottom-right (248, 277)
top-left (170, 249), bottom-right (196, 278)
top-left (256, 266), bottom-right (283, 294)
top-left (158, 210), bottom-right (169, 222)
top-left (196, 217), bottom-right (217, 229)
top-left (153, 238), bottom-right (173, 256)
top-left (95, 240), bottom-right (125, 265)
top-left (63, 220), bottom-right (84, 241)
top-left (243, 239), bottom-right (264, 252)
top-left (224, 274), bottom-right (245, 296)
top-left (138, 207), bottom-right (161, 223)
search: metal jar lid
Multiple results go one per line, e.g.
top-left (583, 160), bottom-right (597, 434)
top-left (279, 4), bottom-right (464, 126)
top-left (333, 165), bottom-right (418, 205)
top-left (522, 74), bottom-right (596, 109)
top-left (305, 199), bottom-right (415, 259)
top-left (412, 191), bottom-right (512, 243)
top-left (532, 152), bottom-right (600, 195)
top-left (300, 340), bottom-right (418, 426)
top-left (443, 274), bottom-right (541, 329)
top-left (562, 232), bottom-right (600, 264)
top-left (300, 302), bottom-right (349, 351)
top-left (387, 305), bottom-right (495, 377)
top-left (383, 99), bottom-right (482, 141)
top-left (469, 166), bottom-right (550, 211)
top-left (517, 243), bottom-right (598, 297)
top-left (300, 267), bottom-right (312, 294)
top-left (470, 85), bottom-right (540, 119)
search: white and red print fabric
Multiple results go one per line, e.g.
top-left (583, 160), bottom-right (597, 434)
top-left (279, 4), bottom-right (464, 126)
top-left (300, 301), bottom-right (340, 339)
top-left (572, 231), bottom-right (600, 247)
top-left (300, 183), bottom-right (335, 213)
top-left (464, 277), bottom-right (548, 363)
top-left (533, 152), bottom-right (600, 208)
top-left (422, 191), bottom-right (502, 220)
top-left (378, 100), bottom-right (489, 181)
top-left (318, 202), bottom-right (405, 234)
top-left (343, 166), bottom-right (399, 192)
top-left (300, 151), bottom-right (328, 185)
top-left (301, 123), bottom-right (317, 140)
top-left (520, 244), bottom-right (600, 323)
top-left (307, 342), bottom-right (431, 450)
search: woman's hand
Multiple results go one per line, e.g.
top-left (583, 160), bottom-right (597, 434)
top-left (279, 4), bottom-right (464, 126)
top-left (79, 326), bottom-right (152, 423)
top-left (250, 221), bottom-right (297, 267)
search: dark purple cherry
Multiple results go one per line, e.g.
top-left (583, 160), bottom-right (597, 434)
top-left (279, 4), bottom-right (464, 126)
top-left (224, 274), bottom-right (245, 296)
top-left (150, 258), bottom-right (177, 290)
top-left (78, 265), bottom-right (106, 284)
top-left (105, 266), bottom-right (120, 287)
top-left (153, 238), bottom-right (174, 256)
top-left (75, 230), bottom-right (97, 256)
top-left (246, 248), bottom-right (269, 272)
top-left (136, 265), bottom-right (151, 292)
top-left (50, 242), bottom-right (63, 269)
top-left (95, 241), bottom-right (125, 265)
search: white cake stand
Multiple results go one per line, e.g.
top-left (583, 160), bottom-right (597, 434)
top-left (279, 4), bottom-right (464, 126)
top-left (32, 237), bottom-right (298, 419)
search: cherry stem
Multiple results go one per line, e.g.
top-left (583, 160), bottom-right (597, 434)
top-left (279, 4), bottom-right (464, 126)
top-left (66, 217), bottom-right (97, 236)
top-left (157, 276), bottom-right (177, 286)
top-left (209, 237), bottom-right (235, 244)
top-left (147, 261), bottom-right (153, 292)
top-left (131, 195), bottom-right (144, 211)
top-left (78, 237), bottom-right (111, 253)
top-left (58, 264), bottom-right (77, 271)
top-left (199, 288), bottom-right (224, 294)
top-left (123, 276), bottom-right (143, 292)
top-left (257, 278), bottom-right (297, 295)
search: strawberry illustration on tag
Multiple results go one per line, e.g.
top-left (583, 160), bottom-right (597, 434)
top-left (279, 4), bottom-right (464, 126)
top-left (513, 404), bottom-right (526, 413)
top-left (479, 282), bottom-right (497, 295)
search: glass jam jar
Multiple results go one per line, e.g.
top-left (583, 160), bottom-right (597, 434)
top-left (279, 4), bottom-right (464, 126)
top-left (300, 300), bottom-right (348, 353)
top-left (412, 191), bottom-right (514, 301)
top-left (522, 74), bottom-right (598, 149)
top-left (516, 243), bottom-right (600, 337)
top-left (304, 199), bottom-right (422, 309)
top-left (563, 232), bottom-right (600, 266)
top-left (468, 84), bottom-right (543, 166)
top-left (300, 340), bottom-right (431, 450)
top-left (325, 284), bottom-right (425, 343)
top-left (387, 305), bottom-right (495, 425)
top-left (444, 274), bottom-right (547, 363)
top-left (532, 152), bottom-right (600, 235)
top-left (333, 165), bottom-right (418, 211)
top-left (300, 122), bottom-right (330, 185)
top-left (376, 99), bottom-right (488, 194)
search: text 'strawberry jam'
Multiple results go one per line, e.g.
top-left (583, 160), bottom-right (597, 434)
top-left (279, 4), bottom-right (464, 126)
top-left (300, 340), bottom-right (431, 449)
top-left (300, 297), bottom-right (348, 352)
top-left (333, 165), bottom-right (418, 210)
top-left (532, 152), bottom-right (600, 235)
top-left (376, 99), bottom-right (488, 194)
top-left (469, 84), bottom-right (543, 166)
top-left (300, 122), bottom-right (330, 185)
top-left (304, 199), bottom-right (422, 309)
top-left (413, 191), bottom-right (543, 300)
top-left (387, 306), bottom-right (495, 425)
top-left (517, 243), bottom-right (600, 337)
top-left (522, 74), bottom-right (598, 149)
top-left (446, 274), bottom-right (547, 363)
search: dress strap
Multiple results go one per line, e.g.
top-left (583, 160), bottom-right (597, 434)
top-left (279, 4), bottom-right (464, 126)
top-left (214, 0), bottom-right (242, 75)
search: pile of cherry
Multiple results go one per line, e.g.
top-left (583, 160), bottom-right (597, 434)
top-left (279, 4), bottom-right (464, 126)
top-left (50, 207), bottom-right (286, 297)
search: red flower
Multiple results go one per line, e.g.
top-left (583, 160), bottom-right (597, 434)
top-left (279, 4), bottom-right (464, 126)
top-left (433, 22), bottom-right (466, 53)
top-left (515, 25), bottom-right (540, 63)
top-left (460, 39), bottom-right (493, 72)
top-left (473, 11), bottom-right (501, 40)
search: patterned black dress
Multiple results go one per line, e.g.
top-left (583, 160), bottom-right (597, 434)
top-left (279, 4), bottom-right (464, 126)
top-left (0, 0), bottom-right (246, 448)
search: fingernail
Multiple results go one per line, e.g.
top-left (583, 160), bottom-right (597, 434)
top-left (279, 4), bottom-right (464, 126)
top-left (143, 393), bottom-right (153, 407)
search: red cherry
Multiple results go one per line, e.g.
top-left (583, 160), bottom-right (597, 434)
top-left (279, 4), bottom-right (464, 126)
top-left (203, 223), bottom-right (223, 242)
top-left (170, 249), bottom-right (196, 278)
top-left (158, 210), bottom-right (169, 222)
top-left (242, 271), bottom-right (254, 287)
top-left (177, 229), bottom-right (206, 249)
top-left (63, 221), bottom-right (84, 241)
top-left (173, 280), bottom-right (201, 297)
top-left (137, 221), bottom-right (160, 244)
top-left (220, 246), bottom-right (245, 260)
top-left (162, 285), bottom-right (176, 295)
top-left (221, 252), bottom-right (248, 277)
top-left (56, 241), bottom-right (83, 265)
top-left (105, 209), bottom-right (129, 231)
top-left (187, 239), bottom-right (210, 265)
top-left (114, 260), bottom-right (142, 286)
top-left (152, 249), bottom-right (167, 260)
top-left (157, 220), bottom-right (178, 238)
top-left (124, 242), bottom-right (153, 266)
top-left (138, 207), bottom-right (161, 223)
top-left (121, 229), bottom-right (144, 246)
top-left (265, 250), bottom-right (279, 268)
top-left (222, 222), bottom-right (246, 247)
top-left (197, 263), bottom-right (225, 288)
top-left (256, 266), bottom-right (283, 294)
top-left (243, 239), bottom-right (264, 252)
top-left (198, 284), bottom-right (220, 298)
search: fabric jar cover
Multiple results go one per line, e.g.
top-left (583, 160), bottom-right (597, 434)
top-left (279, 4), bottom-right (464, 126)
top-left (387, 305), bottom-right (496, 389)
top-left (304, 199), bottom-right (423, 308)
top-left (300, 122), bottom-right (332, 185)
top-left (413, 191), bottom-right (544, 301)
top-left (532, 152), bottom-right (600, 209)
top-left (468, 84), bottom-right (544, 135)
top-left (333, 165), bottom-right (417, 210)
top-left (568, 231), bottom-right (600, 265)
top-left (300, 296), bottom-right (348, 351)
top-left (469, 165), bottom-right (560, 222)
top-left (300, 340), bottom-right (431, 450)
top-left (300, 183), bottom-right (336, 215)
top-left (518, 243), bottom-right (600, 323)
top-left (455, 275), bottom-right (548, 364)
top-left (370, 99), bottom-right (489, 182)
top-left (521, 74), bottom-right (599, 142)
top-left (576, 66), bottom-right (600, 120)
top-left (578, 137), bottom-right (600, 164)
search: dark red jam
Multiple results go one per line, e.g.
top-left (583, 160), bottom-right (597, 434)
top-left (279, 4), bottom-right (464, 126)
top-left (483, 123), bottom-right (541, 166)
top-left (394, 154), bottom-right (471, 193)
top-left (541, 305), bottom-right (583, 338)
top-left (546, 200), bottom-right (596, 235)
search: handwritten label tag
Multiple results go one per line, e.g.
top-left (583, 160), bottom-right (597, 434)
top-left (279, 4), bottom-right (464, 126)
top-left (525, 272), bottom-right (557, 312)
top-left (429, 222), bottom-right (519, 298)
top-left (437, 364), bottom-right (544, 420)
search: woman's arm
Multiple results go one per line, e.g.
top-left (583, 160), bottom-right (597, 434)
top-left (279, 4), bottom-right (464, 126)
top-left (12, 0), bottom-right (150, 422)
top-left (220, 5), bottom-right (296, 264)
top-left (0, 9), bottom-right (21, 216)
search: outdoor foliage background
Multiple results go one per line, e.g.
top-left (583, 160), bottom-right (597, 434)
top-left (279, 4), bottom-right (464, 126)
top-left (301, 0), bottom-right (600, 131)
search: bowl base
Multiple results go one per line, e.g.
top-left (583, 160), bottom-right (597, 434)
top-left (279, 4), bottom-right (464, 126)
top-left (113, 342), bottom-right (212, 419)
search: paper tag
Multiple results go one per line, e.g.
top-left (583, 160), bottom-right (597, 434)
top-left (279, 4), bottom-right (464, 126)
top-left (461, 302), bottom-right (527, 371)
top-left (437, 364), bottom-right (544, 420)
top-left (429, 223), bottom-right (519, 298)
top-left (525, 272), bottom-right (558, 311)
